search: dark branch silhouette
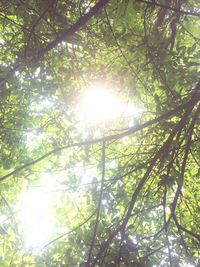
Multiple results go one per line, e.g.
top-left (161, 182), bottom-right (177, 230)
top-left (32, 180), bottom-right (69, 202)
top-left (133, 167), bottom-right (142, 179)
top-left (0, 94), bottom-right (195, 183)
top-left (137, 0), bottom-right (200, 17)
top-left (40, 0), bottom-right (109, 56)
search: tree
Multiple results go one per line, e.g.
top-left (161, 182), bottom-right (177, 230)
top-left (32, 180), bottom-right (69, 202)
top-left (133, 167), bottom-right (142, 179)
top-left (0, 0), bottom-right (199, 266)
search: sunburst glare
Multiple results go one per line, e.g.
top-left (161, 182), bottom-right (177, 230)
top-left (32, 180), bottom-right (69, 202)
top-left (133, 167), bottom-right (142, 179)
top-left (81, 82), bottom-right (142, 126)
top-left (82, 82), bottom-right (122, 123)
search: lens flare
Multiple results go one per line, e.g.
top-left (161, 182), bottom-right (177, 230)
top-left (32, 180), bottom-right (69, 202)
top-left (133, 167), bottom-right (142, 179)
top-left (83, 83), bottom-right (122, 123)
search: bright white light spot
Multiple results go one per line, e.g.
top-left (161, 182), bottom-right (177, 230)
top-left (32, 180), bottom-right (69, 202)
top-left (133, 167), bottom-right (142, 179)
top-left (0, 214), bottom-right (6, 224)
top-left (102, 199), bottom-right (107, 205)
top-left (30, 98), bottom-right (55, 113)
top-left (25, 131), bottom-right (44, 151)
top-left (17, 174), bottom-right (55, 250)
top-left (0, 38), bottom-right (5, 45)
top-left (20, 190), bottom-right (53, 249)
top-left (129, 236), bottom-right (137, 244)
top-left (123, 102), bottom-right (142, 118)
top-left (34, 67), bottom-right (40, 77)
top-left (180, 262), bottom-right (195, 267)
top-left (80, 82), bottom-right (142, 127)
top-left (83, 83), bottom-right (122, 123)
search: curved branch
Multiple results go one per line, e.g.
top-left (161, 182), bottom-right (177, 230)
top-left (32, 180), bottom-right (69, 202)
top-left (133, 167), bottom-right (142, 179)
top-left (86, 141), bottom-right (106, 264)
top-left (173, 214), bottom-right (200, 242)
top-left (90, 89), bottom-right (200, 266)
top-left (170, 102), bottom-right (200, 216)
top-left (40, 0), bottom-right (109, 56)
top-left (42, 209), bottom-right (97, 250)
top-left (24, 0), bottom-right (56, 57)
top-left (137, 0), bottom-right (200, 17)
top-left (0, 98), bottom-right (192, 183)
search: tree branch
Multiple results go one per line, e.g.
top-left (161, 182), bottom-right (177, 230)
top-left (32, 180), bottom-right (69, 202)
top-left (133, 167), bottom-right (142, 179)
top-left (136, 0), bottom-right (200, 17)
top-left (170, 102), bottom-right (200, 216)
top-left (173, 214), bottom-right (200, 242)
top-left (24, 0), bottom-right (57, 57)
top-left (0, 98), bottom-right (192, 183)
top-left (86, 141), bottom-right (106, 264)
top-left (90, 88), bottom-right (200, 266)
top-left (40, 0), bottom-right (109, 56)
top-left (41, 209), bottom-right (97, 250)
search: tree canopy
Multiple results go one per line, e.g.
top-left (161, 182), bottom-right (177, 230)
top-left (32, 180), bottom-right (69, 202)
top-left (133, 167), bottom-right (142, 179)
top-left (0, 0), bottom-right (199, 266)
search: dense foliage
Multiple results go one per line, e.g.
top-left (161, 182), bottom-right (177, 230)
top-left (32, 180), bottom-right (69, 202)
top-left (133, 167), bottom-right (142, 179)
top-left (0, 0), bottom-right (199, 266)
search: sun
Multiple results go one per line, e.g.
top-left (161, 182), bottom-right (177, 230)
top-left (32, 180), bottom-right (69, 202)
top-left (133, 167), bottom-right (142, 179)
top-left (83, 83), bottom-right (122, 123)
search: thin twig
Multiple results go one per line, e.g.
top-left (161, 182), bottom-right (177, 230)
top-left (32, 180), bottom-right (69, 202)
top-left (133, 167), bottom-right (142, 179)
top-left (40, 0), bottom-right (109, 56)
top-left (0, 96), bottom-right (193, 183)
top-left (137, 0), bottom-right (200, 17)
top-left (86, 141), bottom-right (106, 265)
